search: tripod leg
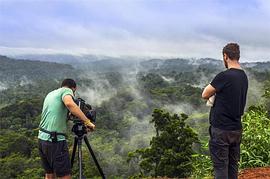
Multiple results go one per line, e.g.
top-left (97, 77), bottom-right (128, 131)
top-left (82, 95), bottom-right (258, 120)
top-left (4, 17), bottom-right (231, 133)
top-left (78, 138), bottom-right (83, 179)
top-left (84, 136), bottom-right (106, 179)
top-left (71, 136), bottom-right (78, 168)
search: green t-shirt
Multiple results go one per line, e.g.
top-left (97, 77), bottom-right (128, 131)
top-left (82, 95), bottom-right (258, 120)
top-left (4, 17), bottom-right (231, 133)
top-left (38, 87), bottom-right (74, 141)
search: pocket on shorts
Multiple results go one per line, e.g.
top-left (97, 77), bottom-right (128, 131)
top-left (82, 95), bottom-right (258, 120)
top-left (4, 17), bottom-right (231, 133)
top-left (56, 141), bottom-right (68, 160)
top-left (54, 141), bottom-right (71, 175)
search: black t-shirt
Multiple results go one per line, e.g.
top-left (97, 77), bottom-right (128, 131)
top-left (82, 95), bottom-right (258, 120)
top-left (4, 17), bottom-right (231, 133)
top-left (209, 68), bottom-right (248, 130)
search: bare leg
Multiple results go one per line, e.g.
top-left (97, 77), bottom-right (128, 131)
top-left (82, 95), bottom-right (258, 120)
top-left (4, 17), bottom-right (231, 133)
top-left (45, 173), bottom-right (56, 179)
top-left (59, 174), bottom-right (71, 179)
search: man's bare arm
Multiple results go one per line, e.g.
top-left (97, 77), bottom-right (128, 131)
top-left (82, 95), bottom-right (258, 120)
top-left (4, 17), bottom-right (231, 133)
top-left (202, 84), bottom-right (216, 99)
top-left (63, 95), bottom-right (95, 129)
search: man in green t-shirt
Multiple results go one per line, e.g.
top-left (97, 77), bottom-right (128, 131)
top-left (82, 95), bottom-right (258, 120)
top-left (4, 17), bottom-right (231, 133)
top-left (38, 79), bottom-right (95, 179)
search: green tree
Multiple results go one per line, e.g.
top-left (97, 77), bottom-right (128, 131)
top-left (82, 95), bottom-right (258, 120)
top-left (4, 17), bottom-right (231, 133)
top-left (0, 131), bottom-right (35, 158)
top-left (128, 109), bottom-right (198, 178)
top-left (140, 73), bottom-right (168, 90)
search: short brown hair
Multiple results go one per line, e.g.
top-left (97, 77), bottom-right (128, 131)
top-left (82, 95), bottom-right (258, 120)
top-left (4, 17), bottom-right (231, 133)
top-left (61, 78), bottom-right (76, 88)
top-left (222, 43), bottom-right (240, 60)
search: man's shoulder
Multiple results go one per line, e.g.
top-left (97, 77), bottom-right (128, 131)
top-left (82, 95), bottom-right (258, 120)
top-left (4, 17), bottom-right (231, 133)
top-left (52, 87), bottom-right (72, 95)
top-left (224, 68), bottom-right (247, 78)
top-left (214, 71), bottom-right (226, 79)
top-left (60, 87), bottom-right (73, 93)
top-left (47, 88), bottom-right (60, 95)
top-left (219, 69), bottom-right (241, 76)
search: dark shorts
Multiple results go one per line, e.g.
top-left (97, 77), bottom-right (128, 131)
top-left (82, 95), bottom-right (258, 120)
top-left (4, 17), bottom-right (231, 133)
top-left (38, 139), bottom-right (71, 177)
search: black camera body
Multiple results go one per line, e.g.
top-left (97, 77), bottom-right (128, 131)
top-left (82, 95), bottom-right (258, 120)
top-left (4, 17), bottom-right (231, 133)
top-left (69, 97), bottom-right (96, 123)
top-left (69, 97), bottom-right (96, 137)
top-left (75, 98), bottom-right (96, 123)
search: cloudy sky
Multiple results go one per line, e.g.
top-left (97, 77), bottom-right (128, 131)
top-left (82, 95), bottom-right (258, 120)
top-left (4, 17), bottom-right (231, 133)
top-left (0, 0), bottom-right (270, 61)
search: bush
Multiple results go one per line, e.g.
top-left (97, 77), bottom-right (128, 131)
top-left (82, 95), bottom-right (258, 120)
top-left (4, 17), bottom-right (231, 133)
top-left (240, 105), bottom-right (270, 168)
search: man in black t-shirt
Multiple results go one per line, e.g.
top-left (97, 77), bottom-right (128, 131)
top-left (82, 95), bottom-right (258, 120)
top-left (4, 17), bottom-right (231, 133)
top-left (202, 43), bottom-right (248, 179)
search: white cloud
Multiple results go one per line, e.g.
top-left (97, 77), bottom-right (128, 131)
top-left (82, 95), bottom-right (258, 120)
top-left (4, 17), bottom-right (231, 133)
top-left (256, 0), bottom-right (270, 16)
top-left (0, 0), bottom-right (269, 62)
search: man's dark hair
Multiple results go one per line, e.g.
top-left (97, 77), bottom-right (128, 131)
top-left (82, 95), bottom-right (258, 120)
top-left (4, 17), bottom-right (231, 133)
top-left (61, 78), bottom-right (76, 88)
top-left (223, 43), bottom-right (240, 61)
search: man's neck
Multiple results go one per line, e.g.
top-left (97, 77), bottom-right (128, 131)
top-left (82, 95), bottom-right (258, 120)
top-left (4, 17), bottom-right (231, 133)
top-left (227, 60), bottom-right (241, 69)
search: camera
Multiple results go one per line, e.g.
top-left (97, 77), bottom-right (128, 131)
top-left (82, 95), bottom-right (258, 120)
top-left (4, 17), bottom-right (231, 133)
top-left (75, 98), bottom-right (96, 123)
top-left (69, 97), bottom-right (96, 123)
top-left (68, 97), bottom-right (96, 136)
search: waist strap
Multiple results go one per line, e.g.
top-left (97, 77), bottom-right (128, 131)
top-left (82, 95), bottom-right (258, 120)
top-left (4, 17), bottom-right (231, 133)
top-left (39, 127), bottom-right (67, 142)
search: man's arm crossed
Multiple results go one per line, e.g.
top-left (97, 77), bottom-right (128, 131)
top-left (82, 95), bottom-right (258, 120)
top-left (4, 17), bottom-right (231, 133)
top-left (202, 84), bottom-right (216, 99)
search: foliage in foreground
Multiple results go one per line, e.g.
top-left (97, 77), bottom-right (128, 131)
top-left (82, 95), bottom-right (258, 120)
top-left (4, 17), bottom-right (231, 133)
top-left (192, 105), bottom-right (270, 177)
top-left (191, 146), bottom-right (212, 178)
top-left (240, 105), bottom-right (270, 168)
top-left (128, 109), bottom-right (199, 178)
top-left (192, 80), bottom-right (270, 177)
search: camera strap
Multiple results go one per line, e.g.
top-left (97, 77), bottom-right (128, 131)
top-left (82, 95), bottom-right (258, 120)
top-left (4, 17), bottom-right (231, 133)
top-left (39, 127), bottom-right (67, 142)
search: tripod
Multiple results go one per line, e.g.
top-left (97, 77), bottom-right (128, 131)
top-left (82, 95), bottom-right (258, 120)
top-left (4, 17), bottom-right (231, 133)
top-left (70, 123), bottom-right (106, 179)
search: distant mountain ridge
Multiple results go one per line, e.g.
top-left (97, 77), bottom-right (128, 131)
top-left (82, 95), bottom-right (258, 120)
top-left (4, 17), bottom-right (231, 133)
top-left (140, 58), bottom-right (270, 73)
top-left (0, 55), bottom-right (75, 88)
top-left (12, 54), bottom-right (130, 65)
top-left (1, 55), bottom-right (269, 87)
top-left (10, 54), bottom-right (270, 72)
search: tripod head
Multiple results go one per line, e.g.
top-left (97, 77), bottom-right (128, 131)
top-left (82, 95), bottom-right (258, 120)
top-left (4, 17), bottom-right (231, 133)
top-left (71, 121), bottom-right (87, 138)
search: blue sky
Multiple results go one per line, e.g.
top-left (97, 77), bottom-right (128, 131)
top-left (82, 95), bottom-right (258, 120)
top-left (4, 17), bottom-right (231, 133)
top-left (0, 0), bottom-right (270, 61)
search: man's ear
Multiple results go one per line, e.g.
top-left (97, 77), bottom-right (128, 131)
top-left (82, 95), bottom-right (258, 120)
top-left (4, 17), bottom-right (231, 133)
top-left (223, 53), bottom-right (228, 61)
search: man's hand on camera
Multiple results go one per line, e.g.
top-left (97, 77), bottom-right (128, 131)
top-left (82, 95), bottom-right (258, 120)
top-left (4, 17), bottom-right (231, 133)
top-left (84, 120), bottom-right (95, 132)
